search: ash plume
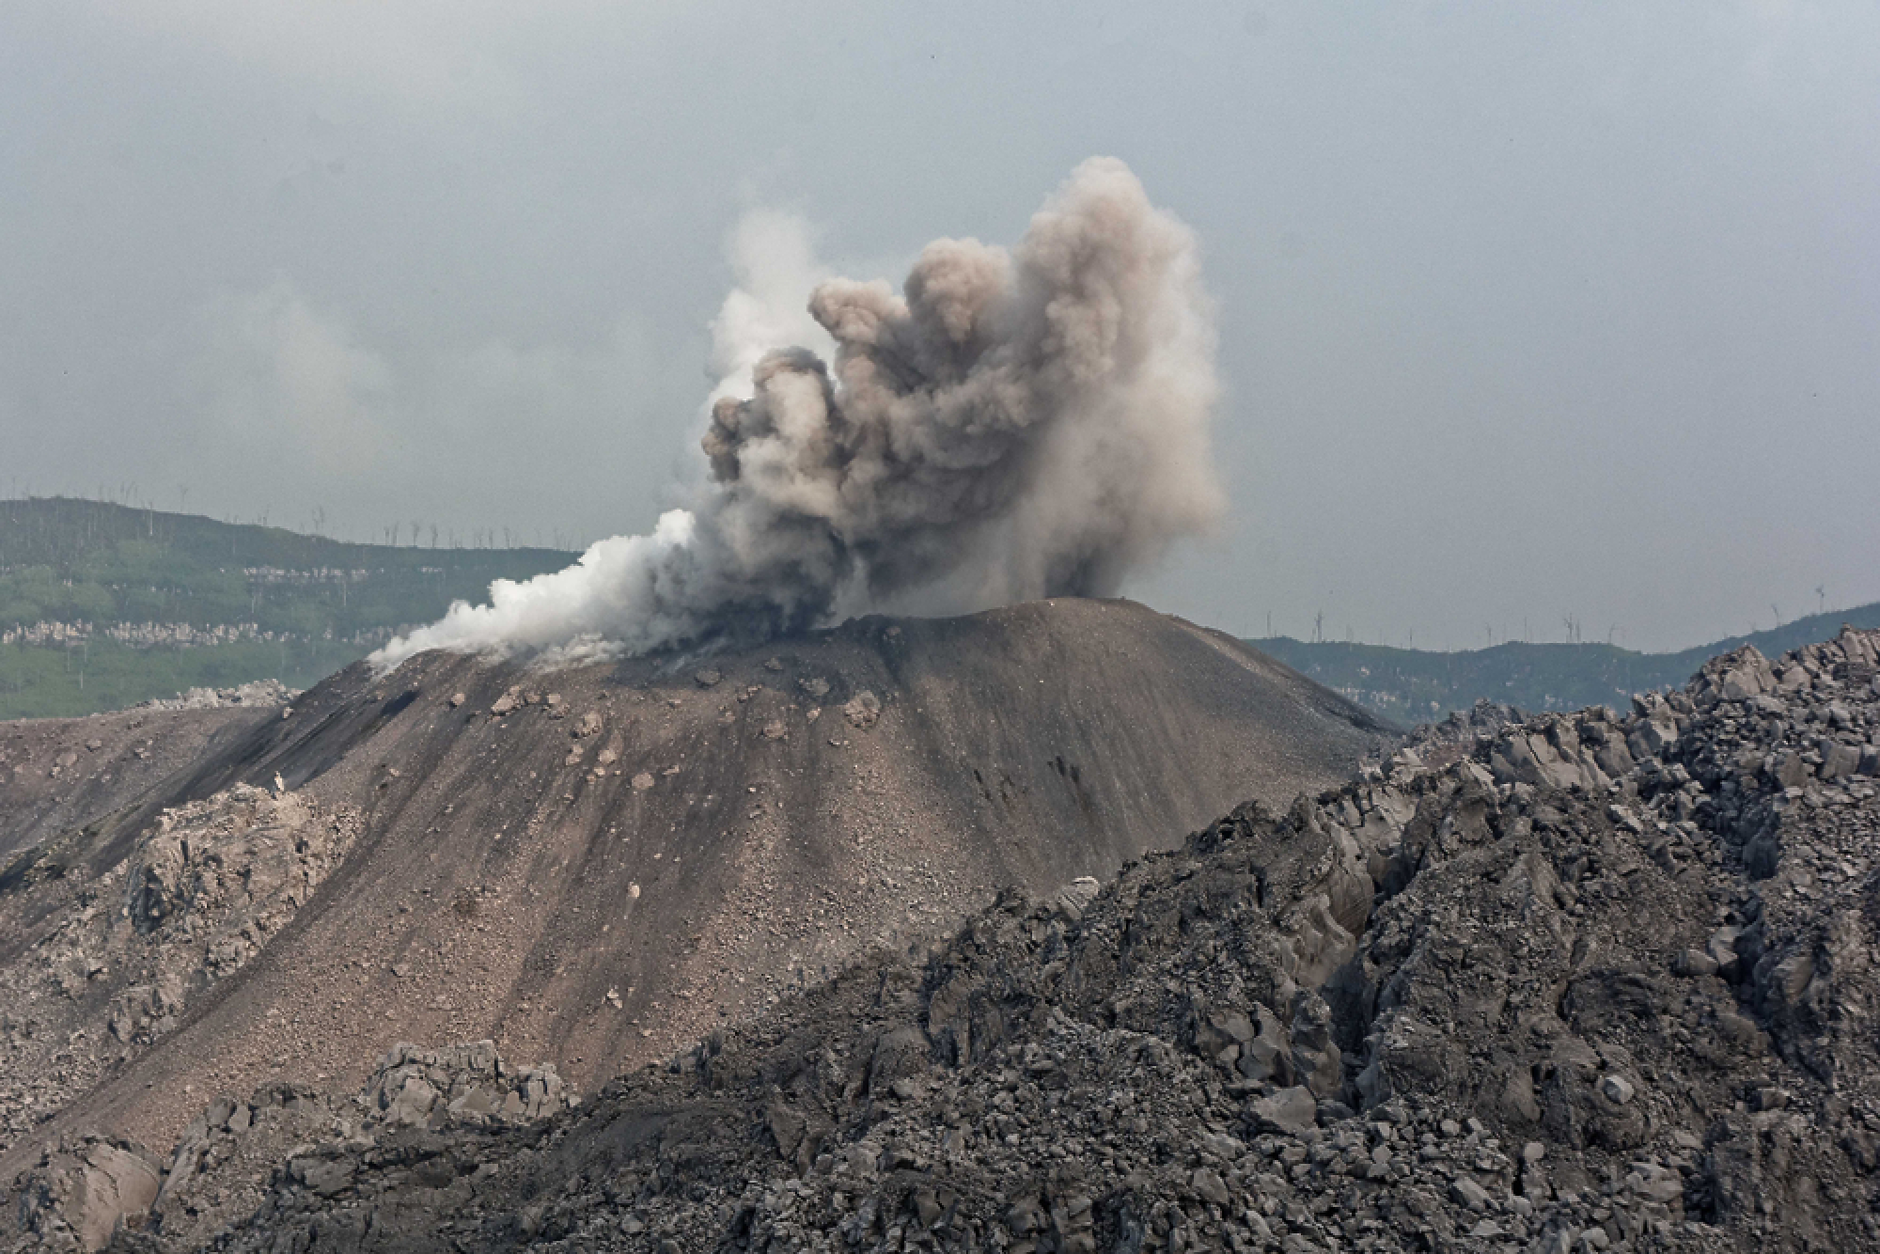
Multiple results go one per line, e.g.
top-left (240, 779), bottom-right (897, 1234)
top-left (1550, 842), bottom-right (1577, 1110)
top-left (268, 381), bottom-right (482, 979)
top-left (372, 158), bottom-right (1223, 670)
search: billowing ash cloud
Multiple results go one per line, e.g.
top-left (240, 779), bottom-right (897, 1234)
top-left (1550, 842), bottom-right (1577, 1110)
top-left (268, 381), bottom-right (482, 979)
top-left (372, 158), bottom-right (1223, 669)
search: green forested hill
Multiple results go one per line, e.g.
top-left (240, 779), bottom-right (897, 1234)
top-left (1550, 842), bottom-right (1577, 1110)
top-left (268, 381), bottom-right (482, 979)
top-left (1253, 602), bottom-right (1880, 726)
top-left (0, 498), bottom-right (575, 718)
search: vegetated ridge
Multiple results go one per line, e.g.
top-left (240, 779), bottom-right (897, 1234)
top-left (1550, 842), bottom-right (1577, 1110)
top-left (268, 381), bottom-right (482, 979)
top-left (1254, 601), bottom-right (1880, 724)
top-left (12, 629), bottom-right (1880, 1251)
top-left (0, 597), bottom-right (1391, 1221)
top-left (0, 498), bottom-right (574, 719)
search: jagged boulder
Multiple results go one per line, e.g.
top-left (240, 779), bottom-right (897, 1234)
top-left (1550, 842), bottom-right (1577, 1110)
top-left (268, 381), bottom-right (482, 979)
top-left (13, 1139), bottom-right (160, 1253)
top-left (364, 1040), bottom-right (574, 1127)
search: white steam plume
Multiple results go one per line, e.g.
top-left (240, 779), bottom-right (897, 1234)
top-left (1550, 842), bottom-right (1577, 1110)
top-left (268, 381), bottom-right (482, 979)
top-left (705, 208), bottom-right (834, 407)
top-left (372, 157), bottom-right (1224, 670)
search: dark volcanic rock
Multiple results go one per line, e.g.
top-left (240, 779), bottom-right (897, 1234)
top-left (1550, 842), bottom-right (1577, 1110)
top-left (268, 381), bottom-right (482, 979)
top-left (45, 626), bottom-right (1880, 1254)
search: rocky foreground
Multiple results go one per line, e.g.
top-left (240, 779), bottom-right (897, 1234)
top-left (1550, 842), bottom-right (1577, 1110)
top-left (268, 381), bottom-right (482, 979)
top-left (11, 628), bottom-right (1880, 1252)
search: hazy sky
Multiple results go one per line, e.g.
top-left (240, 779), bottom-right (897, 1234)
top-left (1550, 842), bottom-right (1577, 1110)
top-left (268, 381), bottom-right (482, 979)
top-left (4, 1), bottom-right (1876, 652)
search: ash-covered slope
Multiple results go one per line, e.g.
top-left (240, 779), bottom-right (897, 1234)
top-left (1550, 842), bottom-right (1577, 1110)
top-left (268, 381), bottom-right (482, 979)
top-left (62, 626), bottom-right (1880, 1254)
top-left (0, 694), bottom-right (284, 864)
top-left (0, 598), bottom-right (1390, 1184)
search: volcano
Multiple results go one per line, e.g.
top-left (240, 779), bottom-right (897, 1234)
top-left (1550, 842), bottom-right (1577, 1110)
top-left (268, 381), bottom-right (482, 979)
top-left (0, 598), bottom-right (1391, 1169)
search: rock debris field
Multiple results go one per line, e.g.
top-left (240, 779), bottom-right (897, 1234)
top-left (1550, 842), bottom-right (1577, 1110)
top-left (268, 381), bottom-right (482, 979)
top-left (0, 600), bottom-right (1385, 1250)
top-left (8, 625), bottom-right (1880, 1252)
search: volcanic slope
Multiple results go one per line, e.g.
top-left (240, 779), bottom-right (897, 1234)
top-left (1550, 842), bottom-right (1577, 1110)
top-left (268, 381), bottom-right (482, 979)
top-left (53, 625), bottom-right (1880, 1254)
top-left (0, 597), bottom-right (1392, 1172)
top-left (0, 696), bottom-right (283, 864)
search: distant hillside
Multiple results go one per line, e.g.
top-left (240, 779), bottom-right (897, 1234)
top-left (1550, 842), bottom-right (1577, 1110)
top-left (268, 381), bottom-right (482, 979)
top-left (9, 496), bottom-right (1872, 728)
top-left (0, 498), bottom-right (575, 719)
top-left (1252, 602), bottom-right (1880, 725)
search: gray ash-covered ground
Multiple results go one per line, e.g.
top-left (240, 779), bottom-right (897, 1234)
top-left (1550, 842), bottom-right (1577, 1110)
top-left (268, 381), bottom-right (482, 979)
top-left (0, 697), bottom-right (283, 865)
top-left (8, 625), bottom-right (1871, 1252)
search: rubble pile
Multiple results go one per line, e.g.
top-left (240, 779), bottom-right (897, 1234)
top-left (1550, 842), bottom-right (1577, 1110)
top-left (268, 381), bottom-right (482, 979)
top-left (9, 1041), bottom-right (573, 1253)
top-left (1391, 697), bottom-right (1530, 771)
top-left (134, 682), bottom-right (297, 713)
top-left (360, 1041), bottom-right (575, 1130)
top-left (13, 628), bottom-right (1880, 1252)
top-left (0, 785), bottom-right (361, 1156)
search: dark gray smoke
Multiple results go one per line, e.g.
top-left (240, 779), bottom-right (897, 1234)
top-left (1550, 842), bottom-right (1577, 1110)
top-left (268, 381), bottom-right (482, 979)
top-left (373, 158), bottom-right (1222, 668)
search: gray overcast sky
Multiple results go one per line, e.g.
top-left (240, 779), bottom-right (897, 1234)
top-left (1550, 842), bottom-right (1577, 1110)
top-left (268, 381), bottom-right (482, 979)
top-left (3, 1), bottom-right (1876, 652)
